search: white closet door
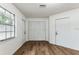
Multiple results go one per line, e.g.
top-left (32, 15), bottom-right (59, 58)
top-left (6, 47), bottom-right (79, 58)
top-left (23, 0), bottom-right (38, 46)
top-left (56, 17), bottom-right (71, 46)
top-left (28, 21), bottom-right (46, 41)
top-left (22, 20), bottom-right (26, 41)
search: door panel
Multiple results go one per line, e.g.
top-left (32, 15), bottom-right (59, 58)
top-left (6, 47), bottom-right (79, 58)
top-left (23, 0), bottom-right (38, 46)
top-left (28, 21), bottom-right (46, 41)
top-left (56, 18), bottom-right (71, 46)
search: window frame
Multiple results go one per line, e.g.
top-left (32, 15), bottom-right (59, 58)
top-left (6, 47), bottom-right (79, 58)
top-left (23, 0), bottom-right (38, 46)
top-left (0, 5), bottom-right (15, 41)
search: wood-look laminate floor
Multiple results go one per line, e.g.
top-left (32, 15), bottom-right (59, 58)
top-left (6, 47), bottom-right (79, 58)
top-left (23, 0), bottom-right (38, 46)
top-left (14, 41), bottom-right (79, 55)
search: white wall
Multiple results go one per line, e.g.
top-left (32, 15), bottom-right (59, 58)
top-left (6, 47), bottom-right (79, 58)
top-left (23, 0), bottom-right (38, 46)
top-left (49, 16), bottom-right (56, 44)
top-left (27, 18), bottom-right (49, 41)
top-left (49, 8), bottom-right (79, 50)
top-left (0, 3), bottom-right (27, 55)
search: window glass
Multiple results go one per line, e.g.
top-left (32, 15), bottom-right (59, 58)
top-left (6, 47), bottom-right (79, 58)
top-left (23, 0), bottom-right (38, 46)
top-left (11, 26), bottom-right (14, 31)
top-left (6, 26), bottom-right (11, 31)
top-left (11, 32), bottom-right (14, 37)
top-left (0, 6), bottom-right (15, 41)
top-left (11, 14), bottom-right (14, 20)
top-left (6, 32), bottom-right (11, 38)
top-left (0, 25), bottom-right (5, 32)
top-left (12, 20), bottom-right (14, 25)
top-left (5, 11), bottom-right (11, 18)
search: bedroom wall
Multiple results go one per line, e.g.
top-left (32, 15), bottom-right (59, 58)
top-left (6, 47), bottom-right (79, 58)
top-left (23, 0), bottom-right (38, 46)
top-left (0, 3), bottom-right (27, 55)
top-left (49, 8), bottom-right (79, 50)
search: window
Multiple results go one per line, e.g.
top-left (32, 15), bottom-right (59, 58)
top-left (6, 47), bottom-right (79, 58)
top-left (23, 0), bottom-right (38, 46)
top-left (0, 6), bottom-right (15, 41)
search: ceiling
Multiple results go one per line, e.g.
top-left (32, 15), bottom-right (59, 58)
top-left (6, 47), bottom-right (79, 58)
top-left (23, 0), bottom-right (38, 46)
top-left (13, 3), bottom-right (79, 18)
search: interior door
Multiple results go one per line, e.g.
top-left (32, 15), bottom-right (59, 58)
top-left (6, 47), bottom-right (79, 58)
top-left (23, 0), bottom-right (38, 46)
top-left (28, 21), bottom-right (46, 41)
top-left (56, 17), bottom-right (71, 46)
top-left (22, 19), bottom-right (26, 40)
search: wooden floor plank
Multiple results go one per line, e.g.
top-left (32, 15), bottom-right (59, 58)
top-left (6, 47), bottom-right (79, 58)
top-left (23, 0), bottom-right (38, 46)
top-left (14, 41), bottom-right (79, 55)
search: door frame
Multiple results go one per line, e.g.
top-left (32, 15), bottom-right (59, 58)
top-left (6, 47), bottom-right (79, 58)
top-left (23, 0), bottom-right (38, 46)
top-left (55, 19), bottom-right (56, 44)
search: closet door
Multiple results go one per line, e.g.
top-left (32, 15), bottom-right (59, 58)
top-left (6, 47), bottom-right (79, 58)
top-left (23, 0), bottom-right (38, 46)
top-left (56, 17), bottom-right (71, 46)
top-left (28, 21), bottom-right (46, 41)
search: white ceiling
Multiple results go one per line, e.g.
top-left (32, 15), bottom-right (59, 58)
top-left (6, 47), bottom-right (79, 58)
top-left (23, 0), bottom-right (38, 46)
top-left (14, 3), bottom-right (79, 18)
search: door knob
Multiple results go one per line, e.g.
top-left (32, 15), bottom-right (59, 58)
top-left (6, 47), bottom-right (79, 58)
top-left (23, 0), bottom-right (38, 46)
top-left (56, 32), bottom-right (58, 35)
